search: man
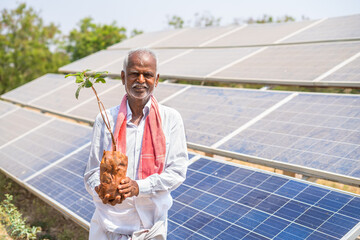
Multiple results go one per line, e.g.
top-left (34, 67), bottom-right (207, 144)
top-left (84, 48), bottom-right (188, 239)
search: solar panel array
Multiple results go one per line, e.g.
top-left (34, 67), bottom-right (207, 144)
top-left (1, 123), bottom-right (359, 240)
top-left (2, 74), bottom-right (360, 186)
top-left (168, 156), bottom-right (360, 240)
top-left (1, 13), bottom-right (360, 239)
top-left (59, 14), bottom-right (360, 87)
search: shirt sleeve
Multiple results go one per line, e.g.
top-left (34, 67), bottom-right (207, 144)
top-left (136, 110), bottom-right (189, 197)
top-left (84, 115), bottom-right (103, 197)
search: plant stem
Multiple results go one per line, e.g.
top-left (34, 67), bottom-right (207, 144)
top-left (91, 85), bottom-right (117, 151)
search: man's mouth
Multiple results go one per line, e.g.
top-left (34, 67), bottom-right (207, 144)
top-left (132, 84), bottom-right (148, 89)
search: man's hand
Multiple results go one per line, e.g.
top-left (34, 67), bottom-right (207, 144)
top-left (95, 185), bottom-right (123, 206)
top-left (117, 177), bottom-right (139, 199)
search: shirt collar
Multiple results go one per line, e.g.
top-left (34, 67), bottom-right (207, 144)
top-left (126, 97), bottom-right (152, 122)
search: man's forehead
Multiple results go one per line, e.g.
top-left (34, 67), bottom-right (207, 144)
top-left (128, 52), bottom-right (156, 67)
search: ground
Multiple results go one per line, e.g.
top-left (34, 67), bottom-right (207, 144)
top-left (0, 172), bottom-right (88, 240)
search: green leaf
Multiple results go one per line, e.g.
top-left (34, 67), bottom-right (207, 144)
top-left (75, 76), bottom-right (84, 83)
top-left (95, 78), bottom-right (106, 83)
top-left (94, 71), bottom-right (108, 78)
top-left (84, 79), bottom-right (93, 88)
top-left (75, 85), bottom-right (82, 99)
top-left (65, 73), bottom-right (80, 78)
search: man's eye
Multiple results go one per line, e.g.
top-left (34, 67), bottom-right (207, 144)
top-left (144, 74), bottom-right (153, 78)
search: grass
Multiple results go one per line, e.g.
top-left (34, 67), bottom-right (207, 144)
top-left (0, 172), bottom-right (88, 240)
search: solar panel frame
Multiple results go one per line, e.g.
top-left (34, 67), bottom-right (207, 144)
top-left (283, 14), bottom-right (360, 43)
top-left (203, 20), bottom-right (316, 47)
top-left (0, 100), bottom-right (18, 117)
top-left (211, 42), bottom-right (360, 82)
top-left (168, 155), bottom-right (360, 240)
top-left (108, 29), bottom-right (184, 49)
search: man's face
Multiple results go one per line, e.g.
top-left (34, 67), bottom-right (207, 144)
top-left (121, 52), bottom-right (159, 103)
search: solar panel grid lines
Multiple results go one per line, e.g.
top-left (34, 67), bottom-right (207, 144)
top-left (282, 14), bottom-right (360, 44)
top-left (211, 92), bottom-right (299, 149)
top-left (212, 41), bottom-right (360, 82)
top-left (204, 47), bottom-right (267, 78)
top-left (272, 18), bottom-right (327, 44)
top-left (313, 50), bottom-right (360, 82)
top-left (198, 25), bottom-right (247, 47)
top-left (0, 166), bottom-right (91, 230)
top-left (158, 85), bottom-right (192, 104)
top-left (321, 55), bottom-right (360, 83)
top-left (0, 116), bottom-right (92, 180)
top-left (198, 20), bottom-right (317, 48)
top-left (168, 156), bottom-right (360, 240)
top-left (0, 99), bottom-right (18, 116)
top-left (23, 142), bottom-right (91, 183)
top-left (0, 117), bottom-right (55, 149)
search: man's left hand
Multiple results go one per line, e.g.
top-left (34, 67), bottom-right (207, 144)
top-left (118, 177), bottom-right (139, 198)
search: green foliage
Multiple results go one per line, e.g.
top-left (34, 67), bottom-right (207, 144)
top-left (130, 29), bottom-right (143, 38)
top-left (167, 15), bottom-right (184, 29)
top-left (238, 14), bottom-right (296, 24)
top-left (66, 17), bottom-right (127, 61)
top-left (0, 3), bottom-right (69, 94)
top-left (65, 70), bottom-right (108, 99)
top-left (194, 12), bottom-right (221, 27)
top-left (0, 194), bottom-right (41, 239)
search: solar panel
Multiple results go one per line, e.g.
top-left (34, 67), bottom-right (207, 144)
top-left (108, 29), bottom-right (183, 50)
top-left (29, 78), bottom-right (119, 114)
top-left (0, 100), bottom-right (18, 116)
top-left (203, 20), bottom-right (315, 47)
top-left (283, 14), bottom-right (360, 43)
top-left (58, 50), bottom-right (128, 74)
top-left (150, 26), bottom-right (238, 48)
top-left (0, 118), bottom-right (92, 180)
top-left (58, 49), bottom-right (188, 76)
top-left (1, 74), bottom-right (72, 104)
top-left (163, 86), bottom-right (291, 146)
top-left (168, 156), bottom-right (360, 240)
top-left (159, 48), bottom-right (261, 78)
top-left (217, 92), bottom-right (360, 179)
top-left (212, 42), bottom-right (360, 82)
top-left (320, 54), bottom-right (360, 82)
top-left (25, 145), bottom-right (95, 223)
top-left (0, 107), bottom-right (51, 146)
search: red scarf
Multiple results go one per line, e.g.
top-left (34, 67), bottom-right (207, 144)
top-left (113, 95), bottom-right (166, 179)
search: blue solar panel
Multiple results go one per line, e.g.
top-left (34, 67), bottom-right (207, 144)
top-left (164, 86), bottom-right (291, 146)
top-left (0, 119), bottom-right (92, 180)
top-left (218, 93), bottom-right (360, 179)
top-left (0, 108), bottom-right (51, 146)
top-left (26, 145), bottom-right (95, 222)
top-left (168, 157), bottom-right (360, 239)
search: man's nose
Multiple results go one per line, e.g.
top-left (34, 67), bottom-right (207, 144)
top-left (137, 74), bottom-right (145, 83)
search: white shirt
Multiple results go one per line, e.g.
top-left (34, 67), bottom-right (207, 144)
top-left (84, 98), bottom-right (188, 235)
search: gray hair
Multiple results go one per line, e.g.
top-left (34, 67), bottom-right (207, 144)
top-left (123, 48), bottom-right (159, 74)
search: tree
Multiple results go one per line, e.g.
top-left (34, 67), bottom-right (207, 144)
top-left (167, 15), bottom-right (184, 29)
top-left (130, 29), bottom-right (143, 38)
top-left (0, 3), bottom-right (69, 94)
top-left (194, 12), bottom-right (221, 27)
top-left (234, 14), bottom-right (296, 25)
top-left (66, 18), bottom-right (127, 61)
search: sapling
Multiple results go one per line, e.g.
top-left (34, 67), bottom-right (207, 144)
top-left (65, 70), bottom-right (116, 150)
top-left (65, 70), bottom-right (128, 205)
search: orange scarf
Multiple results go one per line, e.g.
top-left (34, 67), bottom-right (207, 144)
top-left (113, 95), bottom-right (166, 179)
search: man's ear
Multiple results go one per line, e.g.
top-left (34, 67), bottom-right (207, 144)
top-left (121, 71), bottom-right (125, 85)
top-left (155, 74), bottom-right (160, 87)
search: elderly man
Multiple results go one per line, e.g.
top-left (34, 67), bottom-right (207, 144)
top-left (84, 48), bottom-right (188, 239)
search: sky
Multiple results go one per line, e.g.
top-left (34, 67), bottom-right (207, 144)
top-left (1, 0), bottom-right (360, 36)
